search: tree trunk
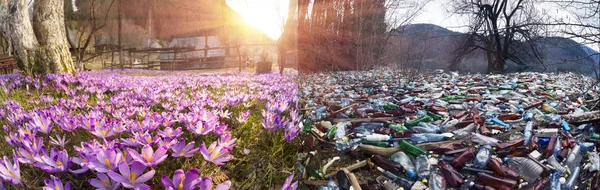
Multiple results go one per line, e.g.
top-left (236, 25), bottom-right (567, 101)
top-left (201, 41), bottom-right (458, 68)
top-left (2, 0), bottom-right (43, 74)
top-left (33, 0), bottom-right (76, 74)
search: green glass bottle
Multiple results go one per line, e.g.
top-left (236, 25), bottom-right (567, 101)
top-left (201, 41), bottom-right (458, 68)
top-left (326, 126), bottom-right (337, 140)
top-left (426, 112), bottom-right (442, 121)
top-left (591, 133), bottom-right (600, 140)
top-left (384, 103), bottom-right (399, 110)
top-left (305, 166), bottom-right (324, 179)
top-left (405, 115), bottom-right (432, 127)
top-left (362, 141), bottom-right (390, 147)
top-left (302, 120), bottom-right (312, 134)
top-left (397, 140), bottom-right (427, 156)
top-left (488, 87), bottom-right (499, 91)
top-left (582, 106), bottom-right (590, 112)
top-left (389, 124), bottom-right (407, 132)
top-left (499, 85), bottom-right (512, 90)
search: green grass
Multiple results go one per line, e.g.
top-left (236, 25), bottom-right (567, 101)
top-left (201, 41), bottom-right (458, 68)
top-left (0, 79), bottom-right (297, 189)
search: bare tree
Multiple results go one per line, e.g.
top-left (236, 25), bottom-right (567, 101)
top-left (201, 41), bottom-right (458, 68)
top-left (451, 0), bottom-right (544, 73)
top-left (65, 0), bottom-right (116, 70)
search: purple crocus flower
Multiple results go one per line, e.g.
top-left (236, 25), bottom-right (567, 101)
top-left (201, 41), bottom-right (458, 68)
top-left (91, 124), bottom-right (115, 139)
top-left (50, 134), bottom-right (70, 147)
top-left (43, 175), bottom-right (71, 190)
top-left (157, 127), bottom-right (183, 140)
top-left (199, 142), bottom-right (233, 166)
top-left (189, 121), bottom-right (215, 136)
top-left (170, 139), bottom-right (200, 158)
top-left (34, 148), bottom-right (71, 173)
top-left (236, 111), bottom-right (250, 124)
top-left (284, 122), bottom-right (300, 142)
top-left (161, 168), bottom-right (201, 190)
top-left (281, 172), bottom-right (298, 190)
top-left (28, 112), bottom-right (53, 134)
top-left (218, 134), bottom-right (237, 149)
top-left (199, 177), bottom-right (231, 190)
top-left (56, 118), bottom-right (78, 132)
top-left (89, 172), bottom-right (120, 190)
top-left (261, 110), bottom-right (278, 131)
top-left (107, 161), bottom-right (155, 189)
top-left (90, 148), bottom-right (123, 173)
top-left (0, 154), bottom-right (21, 185)
top-left (127, 145), bottom-right (168, 167)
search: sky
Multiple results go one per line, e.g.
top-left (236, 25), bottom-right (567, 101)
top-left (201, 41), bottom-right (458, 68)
top-left (226, 0), bottom-right (290, 40)
top-left (226, 0), bottom-right (598, 51)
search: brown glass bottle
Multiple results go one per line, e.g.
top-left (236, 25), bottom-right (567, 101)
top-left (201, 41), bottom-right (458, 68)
top-left (487, 158), bottom-right (520, 180)
top-left (451, 147), bottom-right (477, 169)
top-left (542, 135), bottom-right (557, 159)
top-left (475, 172), bottom-right (518, 190)
top-left (371, 155), bottom-right (404, 174)
top-left (522, 178), bottom-right (549, 190)
top-left (498, 113), bottom-right (521, 121)
top-left (497, 139), bottom-right (524, 151)
top-left (439, 161), bottom-right (464, 188)
top-left (524, 100), bottom-right (545, 110)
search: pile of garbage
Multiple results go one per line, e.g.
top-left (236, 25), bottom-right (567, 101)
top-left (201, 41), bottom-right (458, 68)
top-left (298, 69), bottom-right (600, 190)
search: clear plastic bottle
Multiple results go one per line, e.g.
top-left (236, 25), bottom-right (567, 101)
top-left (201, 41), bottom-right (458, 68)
top-left (428, 171), bottom-right (445, 190)
top-left (524, 121), bottom-right (533, 146)
top-left (415, 155), bottom-right (431, 179)
top-left (452, 123), bottom-right (475, 139)
top-left (471, 133), bottom-right (500, 146)
top-left (410, 133), bottom-right (447, 144)
top-left (565, 144), bottom-right (582, 171)
top-left (327, 176), bottom-right (340, 190)
top-left (506, 157), bottom-right (544, 182)
top-left (563, 165), bottom-right (580, 190)
top-left (473, 145), bottom-right (492, 169)
top-left (550, 171), bottom-right (562, 190)
top-left (391, 151), bottom-right (417, 179)
top-left (335, 138), bottom-right (363, 151)
top-left (547, 155), bottom-right (567, 174)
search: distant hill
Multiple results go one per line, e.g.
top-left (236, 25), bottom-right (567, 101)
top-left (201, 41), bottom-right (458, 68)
top-left (387, 24), bottom-right (600, 75)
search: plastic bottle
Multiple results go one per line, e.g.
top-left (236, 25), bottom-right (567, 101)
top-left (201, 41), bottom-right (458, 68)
top-left (306, 166), bottom-right (324, 179)
top-left (564, 144), bottom-right (582, 171)
top-left (452, 123), bottom-right (476, 139)
top-left (410, 133), bottom-right (447, 144)
top-left (473, 145), bottom-right (492, 169)
top-left (417, 122), bottom-right (440, 132)
top-left (451, 147), bottom-right (477, 169)
top-left (589, 152), bottom-right (600, 172)
top-left (327, 176), bottom-right (340, 190)
top-left (471, 133), bottom-right (500, 146)
top-left (506, 157), bottom-right (544, 182)
top-left (335, 122), bottom-right (347, 140)
top-left (550, 171), bottom-right (562, 190)
top-left (335, 138), bottom-right (363, 151)
top-left (546, 155), bottom-right (567, 174)
top-left (376, 167), bottom-right (415, 190)
top-left (560, 120), bottom-right (571, 131)
top-left (563, 165), bottom-right (580, 190)
top-left (428, 171), bottom-right (445, 190)
top-left (364, 134), bottom-right (391, 142)
top-left (522, 177), bottom-right (549, 190)
top-left (397, 140), bottom-right (427, 156)
top-left (524, 110), bottom-right (533, 121)
top-left (391, 151), bottom-right (417, 179)
top-left (524, 121), bottom-right (534, 146)
top-left (415, 155), bottom-right (431, 179)
top-left (490, 118), bottom-right (510, 129)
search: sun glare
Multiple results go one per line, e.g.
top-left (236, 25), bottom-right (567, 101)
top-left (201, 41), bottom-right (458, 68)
top-left (227, 0), bottom-right (289, 40)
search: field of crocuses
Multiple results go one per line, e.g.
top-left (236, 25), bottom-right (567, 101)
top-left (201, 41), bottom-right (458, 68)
top-left (0, 70), bottom-right (300, 189)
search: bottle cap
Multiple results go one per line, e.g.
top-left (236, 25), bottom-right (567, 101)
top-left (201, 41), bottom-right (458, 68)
top-left (421, 179), bottom-right (428, 184)
top-left (407, 171), bottom-right (417, 179)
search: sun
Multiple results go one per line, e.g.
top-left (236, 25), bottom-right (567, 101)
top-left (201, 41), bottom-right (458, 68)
top-left (227, 0), bottom-right (289, 40)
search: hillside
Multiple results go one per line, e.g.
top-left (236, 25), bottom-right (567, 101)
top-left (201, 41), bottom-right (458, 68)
top-left (387, 24), bottom-right (600, 75)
